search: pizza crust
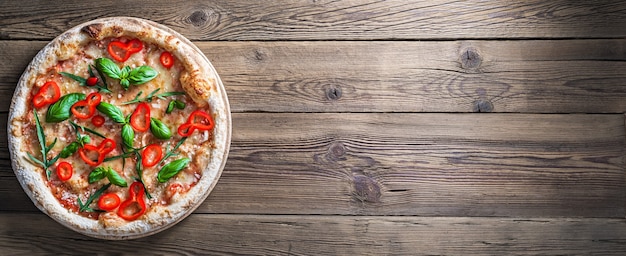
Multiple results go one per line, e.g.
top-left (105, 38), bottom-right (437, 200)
top-left (8, 17), bottom-right (231, 240)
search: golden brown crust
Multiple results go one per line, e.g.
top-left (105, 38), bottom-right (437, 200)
top-left (8, 17), bottom-right (231, 240)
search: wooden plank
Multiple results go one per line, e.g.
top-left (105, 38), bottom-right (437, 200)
top-left (3, 40), bottom-right (626, 113)
top-left (2, 1), bottom-right (626, 40)
top-left (2, 213), bottom-right (626, 255)
top-left (2, 113), bottom-right (624, 217)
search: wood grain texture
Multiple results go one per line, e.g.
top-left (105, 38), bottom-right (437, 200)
top-left (3, 113), bottom-right (624, 217)
top-left (3, 40), bottom-right (626, 113)
top-left (2, 0), bottom-right (626, 40)
top-left (2, 213), bottom-right (626, 255)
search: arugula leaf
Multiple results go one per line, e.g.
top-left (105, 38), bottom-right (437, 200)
top-left (121, 89), bottom-right (184, 105)
top-left (78, 183), bottom-right (112, 212)
top-left (158, 137), bottom-right (187, 165)
top-left (96, 102), bottom-right (126, 123)
top-left (59, 72), bottom-right (86, 86)
top-left (69, 120), bottom-right (106, 139)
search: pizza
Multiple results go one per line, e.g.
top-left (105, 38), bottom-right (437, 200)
top-left (8, 17), bottom-right (231, 239)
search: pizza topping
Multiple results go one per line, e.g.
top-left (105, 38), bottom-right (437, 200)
top-left (177, 110), bottom-right (215, 137)
top-left (56, 161), bottom-right (73, 181)
top-left (70, 92), bottom-right (102, 119)
top-left (159, 51), bottom-right (174, 69)
top-left (32, 81), bottom-right (61, 108)
top-left (97, 193), bottom-right (121, 211)
top-left (78, 138), bottom-right (117, 166)
top-left (78, 183), bottom-right (112, 212)
top-left (91, 115), bottom-right (105, 127)
top-left (117, 181), bottom-right (147, 221)
top-left (121, 124), bottom-right (135, 149)
top-left (26, 109), bottom-right (57, 179)
top-left (95, 57), bottom-right (157, 90)
top-left (46, 93), bottom-right (86, 123)
top-left (122, 88), bottom-right (184, 105)
top-left (96, 102), bottom-right (126, 124)
top-left (141, 144), bottom-right (162, 168)
top-left (88, 166), bottom-right (128, 187)
top-left (150, 118), bottom-right (172, 140)
top-left (166, 100), bottom-right (186, 114)
top-left (129, 103), bottom-right (151, 132)
top-left (107, 39), bottom-right (143, 62)
top-left (86, 76), bottom-right (99, 86)
top-left (158, 158), bottom-right (190, 183)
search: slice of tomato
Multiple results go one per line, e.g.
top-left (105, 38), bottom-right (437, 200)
top-left (141, 144), bottom-right (162, 168)
top-left (56, 161), bottom-right (73, 181)
top-left (160, 51), bottom-right (174, 68)
top-left (98, 193), bottom-right (121, 211)
top-left (130, 103), bottom-right (151, 132)
top-left (91, 115), bottom-right (105, 127)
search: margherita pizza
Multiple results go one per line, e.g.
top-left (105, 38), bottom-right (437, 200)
top-left (8, 17), bottom-right (231, 239)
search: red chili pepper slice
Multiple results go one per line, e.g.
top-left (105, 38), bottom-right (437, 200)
top-left (130, 103), bottom-right (151, 132)
top-left (107, 39), bottom-right (143, 62)
top-left (91, 115), bottom-right (105, 127)
top-left (70, 92), bottom-right (101, 119)
top-left (98, 193), bottom-right (121, 211)
top-left (86, 77), bottom-right (98, 86)
top-left (32, 81), bottom-right (61, 108)
top-left (177, 110), bottom-right (214, 137)
top-left (56, 161), bottom-right (73, 181)
top-left (78, 138), bottom-right (116, 166)
top-left (160, 51), bottom-right (174, 68)
top-left (117, 182), bottom-right (146, 221)
top-left (141, 144), bottom-right (162, 168)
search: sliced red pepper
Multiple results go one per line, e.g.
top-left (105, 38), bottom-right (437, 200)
top-left (107, 39), bottom-right (143, 62)
top-left (177, 110), bottom-right (215, 137)
top-left (56, 161), bottom-right (73, 181)
top-left (98, 193), bottom-right (121, 211)
top-left (32, 81), bottom-right (61, 108)
top-left (130, 103), bottom-right (151, 132)
top-left (78, 138), bottom-right (116, 166)
top-left (91, 115), bottom-right (105, 127)
top-left (118, 182), bottom-right (146, 221)
top-left (141, 144), bottom-right (162, 168)
top-left (86, 77), bottom-right (98, 86)
top-left (71, 92), bottom-right (101, 119)
top-left (160, 51), bottom-right (174, 69)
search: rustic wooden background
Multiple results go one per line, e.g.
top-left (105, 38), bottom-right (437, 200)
top-left (2, 0), bottom-right (626, 254)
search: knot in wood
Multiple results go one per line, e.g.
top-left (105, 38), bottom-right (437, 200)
top-left (472, 99), bottom-right (493, 113)
top-left (352, 175), bottom-right (381, 203)
top-left (325, 85), bottom-right (342, 101)
top-left (189, 10), bottom-right (210, 27)
top-left (328, 142), bottom-right (346, 158)
top-left (460, 48), bottom-right (482, 70)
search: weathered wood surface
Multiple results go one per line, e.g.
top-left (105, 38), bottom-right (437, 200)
top-left (3, 113), bottom-right (624, 217)
top-left (3, 40), bottom-right (626, 113)
top-left (3, 214), bottom-right (626, 255)
top-left (2, 0), bottom-right (626, 40)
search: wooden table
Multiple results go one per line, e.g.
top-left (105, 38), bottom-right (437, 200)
top-left (2, 1), bottom-right (626, 254)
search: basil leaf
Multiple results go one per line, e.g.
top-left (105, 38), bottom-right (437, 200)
top-left (58, 142), bottom-right (79, 158)
top-left (46, 93), bottom-right (86, 123)
top-left (95, 58), bottom-right (121, 79)
top-left (96, 102), bottom-right (126, 123)
top-left (128, 66), bottom-right (158, 85)
top-left (120, 66), bottom-right (131, 79)
top-left (120, 79), bottom-right (130, 90)
top-left (88, 167), bottom-right (108, 184)
top-left (174, 100), bottom-right (186, 109)
top-left (59, 72), bottom-right (87, 86)
top-left (166, 101), bottom-right (175, 114)
top-left (157, 158), bottom-right (190, 183)
top-left (150, 118), bottom-right (172, 140)
top-left (122, 123), bottom-right (134, 149)
top-left (106, 168), bottom-right (128, 187)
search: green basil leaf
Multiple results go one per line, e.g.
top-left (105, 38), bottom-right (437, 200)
top-left (128, 66), bottom-right (158, 85)
top-left (46, 93), bottom-right (86, 123)
top-left (121, 123), bottom-right (134, 149)
top-left (58, 142), bottom-right (79, 158)
top-left (120, 79), bottom-right (130, 90)
top-left (95, 58), bottom-right (121, 79)
top-left (174, 100), bottom-right (186, 109)
top-left (96, 102), bottom-right (126, 123)
top-left (157, 158), bottom-right (190, 183)
top-left (166, 101), bottom-right (175, 114)
top-left (88, 167), bottom-right (108, 184)
top-left (80, 135), bottom-right (91, 145)
top-left (120, 66), bottom-right (131, 79)
top-left (59, 72), bottom-right (87, 86)
top-left (106, 168), bottom-right (128, 187)
top-left (150, 118), bottom-right (172, 140)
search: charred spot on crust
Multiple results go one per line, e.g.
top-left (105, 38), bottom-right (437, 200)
top-left (81, 24), bottom-right (103, 39)
top-left (112, 26), bottom-right (123, 35)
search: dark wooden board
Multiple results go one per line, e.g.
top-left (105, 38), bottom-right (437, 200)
top-left (3, 113), bottom-right (624, 217)
top-left (3, 40), bottom-right (626, 113)
top-left (2, 1), bottom-right (626, 40)
top-left (2, 213), bottom-right (626, 255)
